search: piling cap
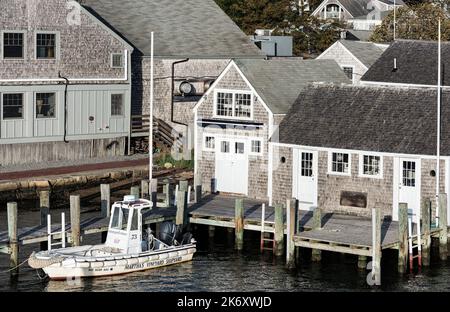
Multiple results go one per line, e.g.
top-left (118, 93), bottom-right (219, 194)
top-left (124, 195), bottom-right (138, 202)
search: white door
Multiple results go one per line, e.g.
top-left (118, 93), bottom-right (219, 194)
top-left (398, 158), bottom-right (420, 222)
top-left (215, 138), bottom-right (248, 195)
top-left (294, 150), bottom-right (318, 211)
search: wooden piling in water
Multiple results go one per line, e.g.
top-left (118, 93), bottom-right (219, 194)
top-left (100, 184), bottom-right (111, 243)
top-left (439, 193), bottom-right (448, 261)
top-left (70, 195), bottom-right (81, 247)
top-left (195, 174), bottom-right (202, 203)
top-left (371, 207), bottom-right (381, 285)
top-left (176, 190), bottom-right (188, 229)
top-left (141, 180), bottom-right (149, 200)
top-left (39, 191), bottom-right (50, 251)
top-left (130, 186), bottom-right (140, 198)
top-left (286, 199), bottom-right (296, 269)
top-left (398, 203), bottom-right (408, 273)
top-left (179, 180), bottom-right (189, 193)
top-left (150, 178), bottom-right (158, 208)
top-left (7, 202), bottom-right (18, 274)
top-left (311, 207), bottom-right (322, 262)
top-left (235, 198), bottom-right (244, 251)
top-left (274, 203), bottom-right (284, 257)
top-left (421, 198), bottom-right (432, 266)
top-left (163, 179), bottom-right (171, 207)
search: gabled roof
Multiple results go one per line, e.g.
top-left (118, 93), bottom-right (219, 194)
top-left (327, 40), bottom-right (387, 68)
top-left (233, 59), bottom-right (350, 114)
top-left (339, 0), bottom-right (371, 17)
top-left (278, 84), bottom-right (450, 156)
top-left (361, 40), bottom-right (450, 86)
top-left (82, 0), bottom-right (265, 58)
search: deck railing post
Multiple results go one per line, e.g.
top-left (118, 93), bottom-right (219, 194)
top-left (311, 207), bottom-right (322, 262)
top-left (439, 193), bottom-right (448, 260)
top-left (39, 190), bottom-right (50, 251)
top-left (398, 203), bottom-right (408, 273)
top-left (130, 186), bottom-right (140, 198)
top-left (176, 190), bottom-right (188, 230)
top-left (100, 184), bottom-right (111, 243)
top-left (7, 202), bottom-right (18, 274)
top-left (70, 195), bottom-right (81, 247)
top-left (235, 198), bottom-right (244, 251)
top-left (141, 179), bottom-right (150, 200)
top-left (274, 203), bottom-right (284, 257)
top-left (150, 178), bottom-right (158, 208)
top-left (421, 198), bottom-right (432, 266)
top-left (286, 199), bottom-right (296, 269)
top-left (370, 207), bottom-right (381, 286)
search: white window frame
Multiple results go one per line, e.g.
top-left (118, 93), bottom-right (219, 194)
top-left (1, 92), bottom-right (25, 120)
top-left (203, 134), bottom-right (216, 152)
top-left (328, 151), bottom-right (351, 176)
top-left (34, 92), bottom-right (57, 120)
top-left (111, 92), bottom-right (125, 117)
top-left (213, 89), bottom-right (253, 120)
top-left (1, 30), bottom-right (27, 60)
top-left (249, 139), bottom-right (263, 156)
top-left (35, 31), bottom-right (60, 60)
top-left (358, 152), bottom-right (383, 179)
top-left (341, 65), bottom-right (355, 84)
top-left (111, 53), bottom-right (124, 68)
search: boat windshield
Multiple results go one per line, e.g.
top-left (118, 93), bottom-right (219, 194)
top-left (110, 206), bottom-right (130, 231)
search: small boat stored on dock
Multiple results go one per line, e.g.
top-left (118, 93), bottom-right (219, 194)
top-left (28, 195), bottom-right (196, 280)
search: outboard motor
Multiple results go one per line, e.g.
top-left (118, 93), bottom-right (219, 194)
top-left (158, 222), bottom-right (179, 246)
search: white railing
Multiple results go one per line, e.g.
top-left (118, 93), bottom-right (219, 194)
top-left (47, 213), bottom-right (66, 251)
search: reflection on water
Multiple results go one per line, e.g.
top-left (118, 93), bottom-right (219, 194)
top-left (1, 207), bottom-right (450, 292)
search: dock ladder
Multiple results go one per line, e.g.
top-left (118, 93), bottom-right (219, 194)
top-left (407, 209), bottom-right (422, 272)
top-left (260, 204), bottom-right (275, 253)
top-left (47, 213), bottom-right (66, 251)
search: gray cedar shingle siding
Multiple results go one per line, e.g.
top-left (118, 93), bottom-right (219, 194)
top-left (234, 59), bottom-right (350, 114)
top-left (82, 0), bottom-right (265, 58)
top-left (361, 40), bottom-right (450, 86)
top-left (278, 84), bottom-right (450, 156)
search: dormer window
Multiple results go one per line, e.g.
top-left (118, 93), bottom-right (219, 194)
top-left (3, 32), bottom-right (24, 59)
top-left (214, 90), bottom-right (253, 119)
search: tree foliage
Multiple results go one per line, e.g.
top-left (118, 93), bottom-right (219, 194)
top-left (370, 3), bottom-right (450, 43)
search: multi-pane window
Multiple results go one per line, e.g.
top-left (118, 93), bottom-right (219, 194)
top-left (235, 142), bottom-right (245, 154)
top-left (2, 93), bottom-right (23, 119)
top-left (251, 140), bottom-right (262, 154)
top-left (216, 92), bottom-right (233, 117)
top-left (402, 161), bottom-right (416, 187)
top-left (221, 141), bottom-right (230, 153)
top-left (215, 91), bottom-right (252, 119)
top-left (331, 152), bottom-right (350, 174)
top-left (111, 94), bottom-right (124, 116)
top-left (204, 136), bottom-right (215, 151)
top-left (36, 93), bottom-right (56, 118)
top-left (362, 155), bottom-right (381, 176)
top-left (111, 53), bottom-right (123, 68)
top-left (3, 32), bottom-right (24, 59)
top-left (343, 67), bottom-right (353, 81)
top-left (301, 152), bottom-right (313, 177)
top-left (36, 33), bottom-right (56, 59)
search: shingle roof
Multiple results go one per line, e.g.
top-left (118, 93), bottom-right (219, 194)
top-left (339, 0), bottom-right (371, 17)
top-left (339, 40), bottom-right (387, 68)
top-left (234, 59), bottom-right (350, 114)
top-left (278, 84), bottom-right (450, 156)
top-left (361, 40), bottom-right (450, 86)
top-left (345, 29), bottom-right (374, 42)
top-left (82, 0), bottom-right (265, 58)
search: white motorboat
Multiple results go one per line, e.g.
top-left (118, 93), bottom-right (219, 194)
top-left (28, 195), bottom-right (196, 280)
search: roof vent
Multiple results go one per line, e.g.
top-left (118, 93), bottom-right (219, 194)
top-left (392, 58), bottom-right (398, 72)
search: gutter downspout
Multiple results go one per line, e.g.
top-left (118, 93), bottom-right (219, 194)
top-left (58, 72), bottom-right (70, 143)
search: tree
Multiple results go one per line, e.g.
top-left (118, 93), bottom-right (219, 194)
top-left (370, 3), bottom-right (450, 43)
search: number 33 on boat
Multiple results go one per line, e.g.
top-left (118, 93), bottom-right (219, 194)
top-left (28, 195), bottom-right (197, 280)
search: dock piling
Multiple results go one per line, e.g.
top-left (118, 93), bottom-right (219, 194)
top-left (195, 174), bottom-right (202, 203)
top-left (274, 203), bottom-right (284, 257)
top-left (439, 193), bottom-right (448, 260)
top-left (179, 180), bottom-right (188, 193)
top-left (398, 203), bottom-right (408, 273)
top-left (370, 207), bottom-right (381, 285)
top-left (130, 186), bottom-right (140, 198)
top-left (163, 179), bottom-right (171, 207)
top-left (39, 191), bottom-right (50, 251)
top-left (150, 178), bottom-right (158, 208)
top-left (7, 202), bottom-right (18, 274)
top-left (286, 199), bottom-right (296, 269)
top-left (141, 180), bottom-right (149, 200)
top-left (100, 184), bottom-right (111, 243)
top-left (235, 198), bottom-right (244, 251)
top-left (421, 198), bottom-right (431, 266)
top-left (175, 190), bottom-right (188, 230)
top-left (70, 195), bottom-right (81, 247)
top-left (311, 207), bottom-right (322, 262)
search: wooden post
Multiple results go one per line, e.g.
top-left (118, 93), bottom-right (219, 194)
top-left (311, 207), bottom-right (322, 262)
top-left (208, 226), bottom-right (215, 238)
top-left (421, 198), bottom-right (432, 266)
top-left (439, 193), bottom-right (448, 260)
top-left (235, 198), bottom-right (244, 250)
top-left (100, 184), bottom-right (110, 243)
top-left (179, 180), bottom-right (189, 193)
top-left (150, 178), bottom-right (158, 208)
top-left (141, 179), bottom-right (149, 199)
top-left (163, 179), bottom-right (171, 207)
top-left (7, 202), bottom-right (18, 274)
top-left (286, 199), bottom-right (296, 269)
top-left (274, 203), bottom-right (284, 257)
top-left (398, 203), bottom-right (408, 273)
top-left (195, 174), bottom-right (202, 203)
top-left (39, 191), bottom-right (50, 251)
top-left (130, 186), bottom-right (140, 197)
top-left (70, 195), bottom-right (81, 247)
top-left (211, 178), bottom-right (217, 194)
top-left (176, 190), bottom-right (188, 229)
top-left (371, 207), bottom-right (382, 286)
